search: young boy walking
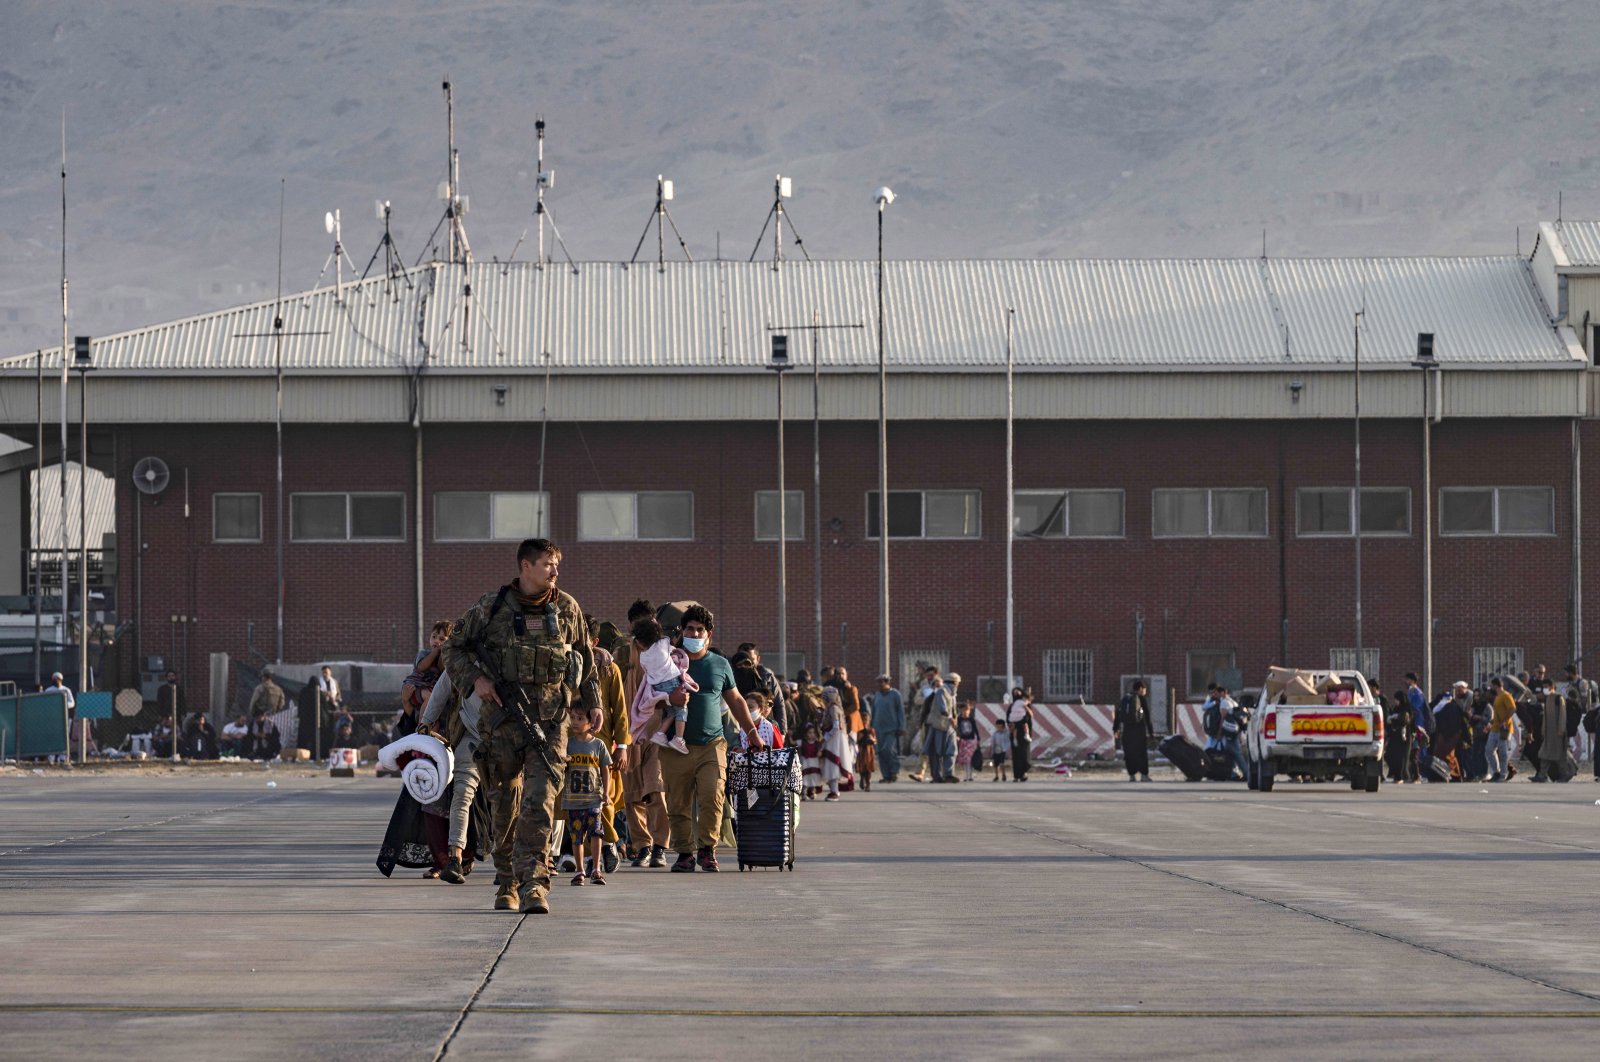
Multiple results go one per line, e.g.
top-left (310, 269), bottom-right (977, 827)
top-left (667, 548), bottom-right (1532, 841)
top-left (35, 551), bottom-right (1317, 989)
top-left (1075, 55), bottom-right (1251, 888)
top-left (562, 703), bottom-right (613, 885)
top-left (989, 718), bottom-right (1011, 782)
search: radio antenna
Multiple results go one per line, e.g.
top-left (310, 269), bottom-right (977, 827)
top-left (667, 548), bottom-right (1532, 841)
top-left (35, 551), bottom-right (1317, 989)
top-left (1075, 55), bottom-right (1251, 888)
top-left (522, 116), bottom-right (578, 274)
top-left (630, 175), bottom-right (693, 271)
top-left (312, 209), bottom-right (358, 304)
top-left (358, 200), bottom-right (414, 301)
top-left (748, 174), bottom-right (812, 268)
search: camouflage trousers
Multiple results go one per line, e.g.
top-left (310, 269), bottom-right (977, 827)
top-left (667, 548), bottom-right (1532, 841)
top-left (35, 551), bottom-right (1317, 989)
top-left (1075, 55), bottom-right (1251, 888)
top-left (477, 697), bottom-right (569, 897)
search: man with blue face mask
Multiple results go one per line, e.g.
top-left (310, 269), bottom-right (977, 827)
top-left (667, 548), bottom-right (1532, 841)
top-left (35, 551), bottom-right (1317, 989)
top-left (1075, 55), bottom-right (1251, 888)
top-left (660, 604), bottom-right (766, 873)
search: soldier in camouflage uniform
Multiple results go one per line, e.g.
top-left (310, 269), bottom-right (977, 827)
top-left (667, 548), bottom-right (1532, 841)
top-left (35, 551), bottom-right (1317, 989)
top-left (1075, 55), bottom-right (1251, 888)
top-left (441, 538), bottom-right (599, 914)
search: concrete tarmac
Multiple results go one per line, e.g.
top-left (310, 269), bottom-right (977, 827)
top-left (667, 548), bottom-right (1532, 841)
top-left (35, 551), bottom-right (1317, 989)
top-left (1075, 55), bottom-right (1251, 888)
top-left (2, 765), bottom-right (1598, 1060)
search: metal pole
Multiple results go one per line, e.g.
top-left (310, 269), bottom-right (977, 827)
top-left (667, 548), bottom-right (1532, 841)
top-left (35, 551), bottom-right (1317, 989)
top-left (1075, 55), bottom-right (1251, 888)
top-left (876, 203), bottom-right (890, 680)
top-left (59, 117), bottom-right (69, 686)
top-left (1004, 309), bottom-right (1016, 695)
top-left (1421, 368), bottom-right (1433, 699)
top-left (812, 313), bottom-right (823, 673)
top-left (79, 368), bottom-right (88, 707)
top-left (776, 367), bottom-right (787, 680)
top-left (274, 181), bottom-right (286, 666)
top-left (33, 350), bottom-right (42, 688)
top-left (1573, 416), bottom-right (1583, 665)
top-left (1354, 311), bottom-right (1363, 662)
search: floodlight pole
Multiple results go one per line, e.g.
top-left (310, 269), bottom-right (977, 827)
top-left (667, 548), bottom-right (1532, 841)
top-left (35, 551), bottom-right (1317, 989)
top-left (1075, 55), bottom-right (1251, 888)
top-left (1005, 308), bottom-right (1016, 700)
top-left (1354, 311), bottom-right (1363, 663)
top-left (59, 116), bottom-right (70, 683)
top-left (767, 345), bottom-right (793, 679)
top-left (33, 350), bottom-right (43, 687)
top-left (1414, 335), bottom-right (1438, 699)
top-left (875, 190), bottom-right (893, 681)
top-left (76, 349), bottom-right (90, 715)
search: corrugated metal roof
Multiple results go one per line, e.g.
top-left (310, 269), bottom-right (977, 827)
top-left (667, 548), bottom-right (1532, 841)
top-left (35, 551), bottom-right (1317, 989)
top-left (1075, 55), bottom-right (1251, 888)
top-left (1549, 221), bottom-right (1600, 267)
top-left (1266, 257), bottom-right (1565, 364)
top-left (30, 463), bottom-right (115, 550)
top-left (13, 256), bottom-right (1576, 373)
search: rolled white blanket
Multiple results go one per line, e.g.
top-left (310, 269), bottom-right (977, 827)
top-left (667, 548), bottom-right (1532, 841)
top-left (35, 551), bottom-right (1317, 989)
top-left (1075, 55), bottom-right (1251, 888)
top-left (377, 733), bottom-right (455, 804)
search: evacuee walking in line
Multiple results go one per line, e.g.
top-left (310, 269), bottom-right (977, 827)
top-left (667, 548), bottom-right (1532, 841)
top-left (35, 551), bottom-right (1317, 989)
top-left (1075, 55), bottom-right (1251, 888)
top-left (1114, 680), bottom-right (1154, 782)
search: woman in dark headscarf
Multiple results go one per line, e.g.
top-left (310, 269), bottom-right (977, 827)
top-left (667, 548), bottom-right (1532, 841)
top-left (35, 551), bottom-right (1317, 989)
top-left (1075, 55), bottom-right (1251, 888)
top-left (1114, 679), bottom-right (1155, 782)
top-left (1006, 688), bottom-right (1035, 781)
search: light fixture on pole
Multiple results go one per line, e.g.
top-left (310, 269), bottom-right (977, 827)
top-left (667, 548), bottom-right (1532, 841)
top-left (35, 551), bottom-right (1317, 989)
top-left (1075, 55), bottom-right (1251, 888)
top-left (1413, 332), bottom-right (1437, 698)
top-left (874, 185), bottom-right (894, 681)
top-left (72, 335), bottom-right (92, 757)
top-left (768, 333), bottom-right (794, 678)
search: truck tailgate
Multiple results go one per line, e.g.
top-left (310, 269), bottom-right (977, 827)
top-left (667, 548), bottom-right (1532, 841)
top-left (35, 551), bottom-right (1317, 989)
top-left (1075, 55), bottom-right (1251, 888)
top-left (1281, 709), bottom-right (1371, 742)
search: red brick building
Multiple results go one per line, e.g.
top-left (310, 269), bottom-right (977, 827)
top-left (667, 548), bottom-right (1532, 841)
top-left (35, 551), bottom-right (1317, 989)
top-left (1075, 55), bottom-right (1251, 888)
top-left (7, 226), bottom-right (1600, 718)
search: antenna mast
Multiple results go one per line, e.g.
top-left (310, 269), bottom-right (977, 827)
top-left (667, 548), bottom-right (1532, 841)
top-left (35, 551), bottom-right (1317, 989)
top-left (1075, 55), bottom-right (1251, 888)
top-left (748, 175), bottom-right (810, 269)
top-left (536, 117), bottom-right (546, 266)
top-left (630, 175), bottom-right (693, 271)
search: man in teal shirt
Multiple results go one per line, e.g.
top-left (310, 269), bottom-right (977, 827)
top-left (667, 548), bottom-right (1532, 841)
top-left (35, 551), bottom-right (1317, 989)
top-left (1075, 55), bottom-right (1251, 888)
top-left (661, 604), bottom-right (765, 872)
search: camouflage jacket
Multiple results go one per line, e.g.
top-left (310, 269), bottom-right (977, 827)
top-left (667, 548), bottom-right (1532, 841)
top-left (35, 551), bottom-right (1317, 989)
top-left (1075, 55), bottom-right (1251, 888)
top-left (441, 583), bottom-right (598, 721)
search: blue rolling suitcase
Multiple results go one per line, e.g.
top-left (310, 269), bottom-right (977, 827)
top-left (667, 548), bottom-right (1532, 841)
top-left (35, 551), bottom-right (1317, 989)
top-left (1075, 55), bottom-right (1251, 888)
top-left (727, 747), bottom-right (802, 872)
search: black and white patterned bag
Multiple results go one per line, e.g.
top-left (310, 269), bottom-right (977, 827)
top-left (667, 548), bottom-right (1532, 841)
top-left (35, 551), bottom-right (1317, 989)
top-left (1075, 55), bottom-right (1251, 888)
top-left (726, 746), bottom-right (803, 794)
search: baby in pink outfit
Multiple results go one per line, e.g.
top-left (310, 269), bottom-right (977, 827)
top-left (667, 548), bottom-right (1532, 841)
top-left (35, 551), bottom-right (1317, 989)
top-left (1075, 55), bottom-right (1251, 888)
top-left (629, 616), bottom-right (699, 755)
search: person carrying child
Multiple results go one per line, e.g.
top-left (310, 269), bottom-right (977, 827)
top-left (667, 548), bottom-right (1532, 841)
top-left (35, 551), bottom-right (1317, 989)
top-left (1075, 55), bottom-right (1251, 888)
top-left (631, 617), bottom-right (700, 755)
top-left (561, 701), bottom-right (614, 886)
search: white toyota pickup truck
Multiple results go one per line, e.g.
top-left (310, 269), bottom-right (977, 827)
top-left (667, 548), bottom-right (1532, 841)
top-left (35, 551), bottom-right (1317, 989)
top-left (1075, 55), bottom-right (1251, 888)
top-left (1244, 668), bottom-right (1385, 793)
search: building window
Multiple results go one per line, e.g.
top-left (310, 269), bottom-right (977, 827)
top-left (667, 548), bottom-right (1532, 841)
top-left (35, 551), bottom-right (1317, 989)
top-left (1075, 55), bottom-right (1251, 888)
top-left (1154, 489), bottom-right (1267, 538)
top-left (1328, 648), bottom-right (1380, 679)
top-left (1186, 650), bottom-right (1237, 699)
top-left (577, 491), bottom-right (693, 541)
top-left (434, 492), bottom-right (550, 541)
top-left (1043, 649), bottom-right (1094, 701)
top-left (866, 490), bottom-right (980, 539)
top-left (290, 493), bottom-right (405, 542)
top-left (1014, 490), bottom-right (1125, 539)
top-left (1472, 646), bottom-right (1524, 688)
top-left (1297, 488), bottom-right (1410, 537)
top-left (213, 493), bottom-right (262, 543)
top-left (754, 490), bottom-right (804, 541)
top-left (1439, 487), bottom-right (1554, 536)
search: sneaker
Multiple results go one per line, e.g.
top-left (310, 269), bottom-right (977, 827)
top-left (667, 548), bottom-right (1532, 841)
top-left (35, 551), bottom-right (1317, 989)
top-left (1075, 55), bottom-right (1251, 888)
top-left (602, 844), bottom-right (620, 874)
top-left (440, 856), bottom-right (466, 885)
top-left (670, 852), bottom-right (696, 873)
top-left (520, 888), bottom-right (550, 914)
top-left (696, 847), bottom-right (719, 872)
top-left (649, 732), bottom-right (670, 748)
top-left (648, 845), bottom-right (668, 868)
top-left (629, 847), bottom-right (648, 868)
top-left (668, 736), bottom-right (689, 754)
top-left (494, 882), bottom-right (519, 911)
top-left (558, 854), bottom-right (578, 873)
top-left (825, 792), bottom-right (840, 801)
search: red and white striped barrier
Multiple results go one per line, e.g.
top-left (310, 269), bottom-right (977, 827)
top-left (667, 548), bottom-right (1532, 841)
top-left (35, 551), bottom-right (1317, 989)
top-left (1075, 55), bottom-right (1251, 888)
top-left (974, 702), bottom-right (1211, 760)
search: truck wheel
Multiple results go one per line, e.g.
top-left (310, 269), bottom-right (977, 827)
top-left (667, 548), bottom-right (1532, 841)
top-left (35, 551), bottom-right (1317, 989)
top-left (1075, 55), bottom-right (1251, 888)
top-left (1258, 764), bottom-right (1274, 792)
top-left (1246, 757), bottom-right (1260, 790)
top-left (1364, 767), bottom-right (1381, 793)
top-left (1349, 770), bottom-right (1363, 791)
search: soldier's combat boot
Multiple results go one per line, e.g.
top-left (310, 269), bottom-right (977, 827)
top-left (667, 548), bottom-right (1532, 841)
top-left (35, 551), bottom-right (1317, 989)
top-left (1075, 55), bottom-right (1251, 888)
top-left (440, 855), bottom-right (466, 885)
top-left (519, 885), bottom-right (550, 914)
top-left (494, 880), bottom-right (519, 911)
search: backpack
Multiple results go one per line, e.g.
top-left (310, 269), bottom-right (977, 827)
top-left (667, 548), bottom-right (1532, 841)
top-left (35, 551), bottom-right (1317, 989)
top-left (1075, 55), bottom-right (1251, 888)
top-left (1203, 703), bottom-right (1222, 740)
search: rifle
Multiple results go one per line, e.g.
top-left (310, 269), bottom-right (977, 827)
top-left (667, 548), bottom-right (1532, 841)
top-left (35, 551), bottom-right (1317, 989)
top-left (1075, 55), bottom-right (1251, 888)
top-left (468, 641), bottom-right (557, 771)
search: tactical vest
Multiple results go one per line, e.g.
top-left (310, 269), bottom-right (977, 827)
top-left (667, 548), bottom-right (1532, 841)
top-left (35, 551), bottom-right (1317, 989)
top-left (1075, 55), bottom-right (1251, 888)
top-left (489, 586), bottom-right (577, 690)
